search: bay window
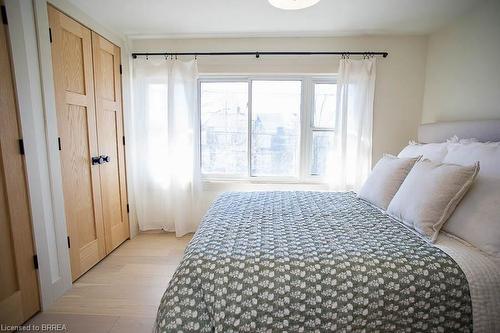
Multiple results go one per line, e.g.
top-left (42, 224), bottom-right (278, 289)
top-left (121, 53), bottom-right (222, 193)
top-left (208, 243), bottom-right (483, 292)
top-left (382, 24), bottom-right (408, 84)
top-left (199, 76), bottom-right (337, 182)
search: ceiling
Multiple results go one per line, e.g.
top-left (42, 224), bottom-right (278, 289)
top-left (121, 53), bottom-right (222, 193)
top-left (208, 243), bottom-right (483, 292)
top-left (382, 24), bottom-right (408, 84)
top-left (67, 0), bottom-right (483, 39)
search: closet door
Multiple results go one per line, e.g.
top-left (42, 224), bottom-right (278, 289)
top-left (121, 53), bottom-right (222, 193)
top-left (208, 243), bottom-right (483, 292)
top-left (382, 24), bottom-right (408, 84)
top-left (92, 32), bottom-right (129, 253)
top-left (0, 5), bottom-right (40, 326)
top-left (48, 6), bottom-right (106, 280)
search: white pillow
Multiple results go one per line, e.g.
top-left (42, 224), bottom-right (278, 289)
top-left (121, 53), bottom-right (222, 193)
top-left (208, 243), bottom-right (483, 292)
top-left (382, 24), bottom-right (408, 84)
top-left (398, 142), bottom-right (448, 162)
top-left (442, 142), bottom-right (500, 256)
top-left (357, 155), bottom-right (420, 210)
top-left (446, 135), bottom-right (479, 144)
top-left (387, 159), bottom-right (480, 242)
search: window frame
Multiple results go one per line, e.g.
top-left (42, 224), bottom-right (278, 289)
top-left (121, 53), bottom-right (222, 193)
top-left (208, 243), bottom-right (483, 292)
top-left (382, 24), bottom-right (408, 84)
top-left (308, 78), bottom-right (338, 177)
top-left (198, 74), bottom-right (337, 183)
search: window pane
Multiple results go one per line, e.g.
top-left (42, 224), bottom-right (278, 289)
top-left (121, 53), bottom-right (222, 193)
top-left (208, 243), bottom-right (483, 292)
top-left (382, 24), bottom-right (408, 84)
top-left (311, 131), bottom-right (335, 176)
top-left (200, 82), bottom-right (248, 175)
top-left (313, 83), bottom-right (337, 128)
top-left (251, 80), bottom-right (301, 177)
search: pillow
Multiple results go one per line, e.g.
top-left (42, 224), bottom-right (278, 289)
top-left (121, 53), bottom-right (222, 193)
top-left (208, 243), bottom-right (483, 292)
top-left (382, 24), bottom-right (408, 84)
top-left (387, 159), bottom-right (480, 242)
top-left (398, 142), bottom-right (448, 162)
top-left (446, 135), bottom-right (479, 144)
top-left (442, 142), bottom-right (500, 256)
top-left (357, 155), bottom-right (420, 210)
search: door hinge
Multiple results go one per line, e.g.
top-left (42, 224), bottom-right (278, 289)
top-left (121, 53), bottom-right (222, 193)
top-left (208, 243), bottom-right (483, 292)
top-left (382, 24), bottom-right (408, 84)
top-left (2, 5), bottom-right (9, 24)
top-left (33, 255), bottom-right (39, 270)
top-left (67, 236), bottom-right (71, 248)
top-left (126, 203), bottom-right (129, 213)
top-left (58, 137), bottom-right (62, 150)
top-left (18, 139), bottom-right (25, 155)
top-left (122, 136), bottom-right (125, 145)
top-left (119, 64), bottom-right (122, 75)
top-left (49, 27), bottom-right (52, 43)
top-left (1, 5), bottom-right (7, 25)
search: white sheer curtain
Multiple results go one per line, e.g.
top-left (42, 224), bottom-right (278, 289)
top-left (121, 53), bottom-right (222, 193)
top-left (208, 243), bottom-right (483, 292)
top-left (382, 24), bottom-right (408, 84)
top-left (328, 58), bottom-right (376, 191)
top-left (131, 58), bottom-right (200, 236)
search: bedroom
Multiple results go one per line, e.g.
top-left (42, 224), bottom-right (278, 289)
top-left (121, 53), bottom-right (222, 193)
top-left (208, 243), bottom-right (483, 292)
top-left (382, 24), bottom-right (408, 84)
top-left (0, 0), bottom-right (499, 332)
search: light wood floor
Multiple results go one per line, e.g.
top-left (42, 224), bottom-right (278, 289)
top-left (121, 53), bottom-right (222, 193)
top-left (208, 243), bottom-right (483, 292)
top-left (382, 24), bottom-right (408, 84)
top-left (24, 233), bottom-right (192, 333)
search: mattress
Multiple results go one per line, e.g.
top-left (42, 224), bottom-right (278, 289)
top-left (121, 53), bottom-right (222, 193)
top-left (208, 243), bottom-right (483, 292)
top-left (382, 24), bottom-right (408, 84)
top-left (155, 191), bottom-right (476, 332)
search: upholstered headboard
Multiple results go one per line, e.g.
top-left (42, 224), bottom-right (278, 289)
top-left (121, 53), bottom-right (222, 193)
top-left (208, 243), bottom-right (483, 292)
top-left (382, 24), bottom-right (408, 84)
top-left (418, 120), bottom-right (500, 143)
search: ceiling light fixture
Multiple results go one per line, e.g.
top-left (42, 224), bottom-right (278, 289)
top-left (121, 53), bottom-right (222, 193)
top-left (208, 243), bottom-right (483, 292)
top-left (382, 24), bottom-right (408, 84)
top-left (268, 0), bottom-right (321, 10)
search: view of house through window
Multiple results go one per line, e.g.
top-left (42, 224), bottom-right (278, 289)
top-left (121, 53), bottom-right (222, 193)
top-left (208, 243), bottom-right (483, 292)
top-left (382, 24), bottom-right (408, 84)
top-left (200, 82), bottom-right (248, 176)
top-left (200, 76), bottom-right (337, 181)
top-left (251, 81), bottom-right (301, 177)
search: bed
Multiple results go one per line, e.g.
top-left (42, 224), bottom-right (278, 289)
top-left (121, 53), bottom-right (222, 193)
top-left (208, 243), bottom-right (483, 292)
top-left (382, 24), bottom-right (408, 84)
top-left (155, 121), bottom-right (500, 333)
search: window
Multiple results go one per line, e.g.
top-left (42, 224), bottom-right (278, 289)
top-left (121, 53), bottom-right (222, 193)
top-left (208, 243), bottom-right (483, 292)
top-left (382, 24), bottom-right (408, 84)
top-left (200, 82), bottom-right (248, 176)
top-left (251, 81), bottom-right (301, 177)
top-left (199, 76), bottom-right (337, 182)
top-left (311, 82), bottom-right (337, 176)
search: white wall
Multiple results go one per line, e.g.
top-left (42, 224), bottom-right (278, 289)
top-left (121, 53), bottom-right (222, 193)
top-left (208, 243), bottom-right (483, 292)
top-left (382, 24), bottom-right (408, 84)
top-left (422, 0), bottom-right (500, 123)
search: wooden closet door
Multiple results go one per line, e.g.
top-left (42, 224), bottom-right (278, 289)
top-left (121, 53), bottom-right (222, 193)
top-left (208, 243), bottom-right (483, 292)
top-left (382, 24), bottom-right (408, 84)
top-left (0, 5), bottom-right (40, 326)
top-left (48, 6), bottom-right (106, 280)
top-left (92, 32), bottom-right (129, 253)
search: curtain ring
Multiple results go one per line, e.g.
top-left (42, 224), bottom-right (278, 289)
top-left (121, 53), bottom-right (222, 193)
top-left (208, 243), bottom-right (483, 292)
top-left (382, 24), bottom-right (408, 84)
top-left (194, 54), bottom-right (197, 60)
top-left (146, 54), bottom-right (149, 60)
top-left (175, 55), bottom-right (178, 60)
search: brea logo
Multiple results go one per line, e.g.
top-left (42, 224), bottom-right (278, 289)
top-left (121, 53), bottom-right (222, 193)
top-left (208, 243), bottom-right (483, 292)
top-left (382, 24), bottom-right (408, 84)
top-left (1, 323), bottom-right (67, 331)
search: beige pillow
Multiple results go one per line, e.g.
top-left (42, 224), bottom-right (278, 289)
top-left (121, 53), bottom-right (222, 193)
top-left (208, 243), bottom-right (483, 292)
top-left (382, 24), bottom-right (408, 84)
top-left (386, 159), bottom-right (480, 242)
top-left (357, 155), bottom-right (420, 210)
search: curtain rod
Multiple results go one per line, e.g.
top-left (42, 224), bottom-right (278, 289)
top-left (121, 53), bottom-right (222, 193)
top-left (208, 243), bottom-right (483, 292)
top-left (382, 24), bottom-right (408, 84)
top-left (131, 51), bottom-right (388, 59)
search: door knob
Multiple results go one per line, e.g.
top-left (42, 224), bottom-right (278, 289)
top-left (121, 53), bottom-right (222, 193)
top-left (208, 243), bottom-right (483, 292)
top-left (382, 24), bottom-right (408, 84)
top-left (92, 156), bottom-right (104, 165)
top-left (100, 155), bottom-right (111, 163)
